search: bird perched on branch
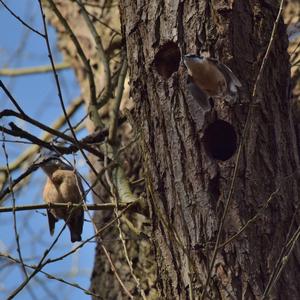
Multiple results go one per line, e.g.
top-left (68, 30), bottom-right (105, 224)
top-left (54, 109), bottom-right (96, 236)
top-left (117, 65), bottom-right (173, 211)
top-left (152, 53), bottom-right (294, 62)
top-left (183, 53), bottom-right (242, 107)
top-left (39, 151), bottom-right (84, 243)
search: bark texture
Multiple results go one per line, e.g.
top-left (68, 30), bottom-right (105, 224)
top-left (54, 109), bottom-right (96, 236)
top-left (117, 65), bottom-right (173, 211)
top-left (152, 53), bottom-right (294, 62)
top-left (120, 0), bottom-right (300, 299)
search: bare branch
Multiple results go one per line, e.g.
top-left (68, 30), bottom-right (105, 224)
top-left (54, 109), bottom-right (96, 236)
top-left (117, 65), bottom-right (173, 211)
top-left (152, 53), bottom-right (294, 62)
top-left (0, 80), bottom-right (25, 115)
top-left (0, 201), bottom-right (135, 213)
top-left (109, 57), bottom-right (127, 143)
top-left (46, 0), bottom-right (101, 126)
top-left (0, 109), bottom-right (105, 159)
top-left (0, 61), bottom-right (71, 76)
top-left (0, 97), bottom-right (83, 173)
top-left (0, 253), bottom-right (102, 298)
top-left (0, 0), bottom-right (44, 37)
top-left (76, 0), bottom-right (112, 113)
top-left (1, 130), bottom-right (28, 279)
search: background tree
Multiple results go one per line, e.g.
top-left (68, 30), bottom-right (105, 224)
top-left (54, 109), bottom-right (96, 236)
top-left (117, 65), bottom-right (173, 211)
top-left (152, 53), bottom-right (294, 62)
top-left (1, 0), bottom-right (300, 299)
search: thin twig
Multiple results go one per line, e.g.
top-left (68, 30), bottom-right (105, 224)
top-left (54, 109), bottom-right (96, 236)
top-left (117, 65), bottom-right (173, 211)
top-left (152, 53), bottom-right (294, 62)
top-left (0, 61), bottom-right (70, 76)
top-left (0, 80), bottom-right (25, 115)
top-left (101, 244), bottom-right (134, 299)
top-left (0, 161), bottom-right (39, 201)
top-left (218, 188), bottom-right (279, 249)
top-left (261, 206), bottom-right (299, 299)
top-left (109, 57), bottom-right (128, 143)
top-left (46, 0), bottom-right (101, 126)
top-left (84, 10), bottom-right (121, 35)
top-left (0, 139), bottom-right (34, 145)
top-left (0, 109), bottom-right (105, 159)
top-left (0, 0), bottom-right (44, 37)
top-left (46, 203), bottom-right (136, 298)
top-left (104, 144), bottom-right (142, 299)
top-left (0, 96), bottom-right (83, 173)
top-left (71, 156), bottom-right (133, 299)
top-left (76, 0), bottom-right (112, 113)
top-left (1, 129), bottom-right (28, 279)
top-left (0, 202), bottom-right (134, 213)
top-left (7, 205), bottom-right (81, 299)
top-left (0, 253), bottom-right (102, 298)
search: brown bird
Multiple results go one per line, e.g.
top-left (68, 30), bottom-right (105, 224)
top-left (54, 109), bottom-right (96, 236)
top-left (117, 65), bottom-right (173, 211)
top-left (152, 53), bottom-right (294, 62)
top-left (40, 153), bottom-right (84, 243)
top-left (183, 54), bottom-right (242, 104)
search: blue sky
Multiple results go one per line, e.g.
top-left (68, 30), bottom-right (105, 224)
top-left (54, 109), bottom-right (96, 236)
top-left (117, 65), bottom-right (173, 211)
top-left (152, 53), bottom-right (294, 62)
top-left (0, 1), bottom-right (96, 299)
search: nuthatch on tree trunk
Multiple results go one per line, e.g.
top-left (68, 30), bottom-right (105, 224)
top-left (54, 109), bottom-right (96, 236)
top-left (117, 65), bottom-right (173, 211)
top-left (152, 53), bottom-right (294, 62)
top-left (183, 54), bottom-right (241, 105)
top-left (40, 152), bottom-right (84, 243)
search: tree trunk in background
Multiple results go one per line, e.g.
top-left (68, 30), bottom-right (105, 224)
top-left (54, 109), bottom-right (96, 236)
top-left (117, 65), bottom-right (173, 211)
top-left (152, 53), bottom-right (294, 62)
top-left (45, 1), bottom-right (156, 299)
top-left (120, 0), bottom-right (300, 299)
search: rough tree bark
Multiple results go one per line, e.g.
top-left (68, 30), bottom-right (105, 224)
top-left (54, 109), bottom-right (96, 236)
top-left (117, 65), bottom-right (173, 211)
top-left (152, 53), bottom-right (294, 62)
top-left (120, 0), bottom-right (300, 299)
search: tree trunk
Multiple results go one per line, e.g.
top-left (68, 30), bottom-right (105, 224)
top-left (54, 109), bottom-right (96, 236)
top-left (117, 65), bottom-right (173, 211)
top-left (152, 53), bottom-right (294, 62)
top-left (120, 0), bottom-right (300, 299)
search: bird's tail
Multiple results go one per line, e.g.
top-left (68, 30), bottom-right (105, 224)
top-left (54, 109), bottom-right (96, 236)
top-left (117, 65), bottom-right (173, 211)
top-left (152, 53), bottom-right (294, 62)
top-left (67, 208), bottom-right (84, 243)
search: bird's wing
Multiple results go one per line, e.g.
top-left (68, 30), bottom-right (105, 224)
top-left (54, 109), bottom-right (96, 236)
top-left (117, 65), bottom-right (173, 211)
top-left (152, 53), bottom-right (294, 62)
top-left (187, 76), bottom-right (211, 110)
top-left (206, 57), bottom-right (241, 87)
top-left (52, 170), bottom-right (84, 193)
top-left (75, 173), bottom-right (85, 199)
top-left (51, 170), bottom-right (65, 185)
top-left (52, 169), bottom-right (85, 203)
top-left (218, 63), bottom-right (242, 87)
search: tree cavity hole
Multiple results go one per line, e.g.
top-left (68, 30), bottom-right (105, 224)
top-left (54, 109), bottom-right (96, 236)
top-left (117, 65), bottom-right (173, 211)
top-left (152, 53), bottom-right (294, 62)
top-left (203, 120), bottom-right (237, 161)
top-left (154, 42), bottom-right (180, 79)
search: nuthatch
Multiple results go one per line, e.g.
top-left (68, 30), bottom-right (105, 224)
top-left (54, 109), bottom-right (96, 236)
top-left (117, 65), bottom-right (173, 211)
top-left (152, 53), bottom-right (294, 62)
top-left (40, 152), bottom-right (84, 243)
top-left (183, 54), bottom-right (241, 104)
